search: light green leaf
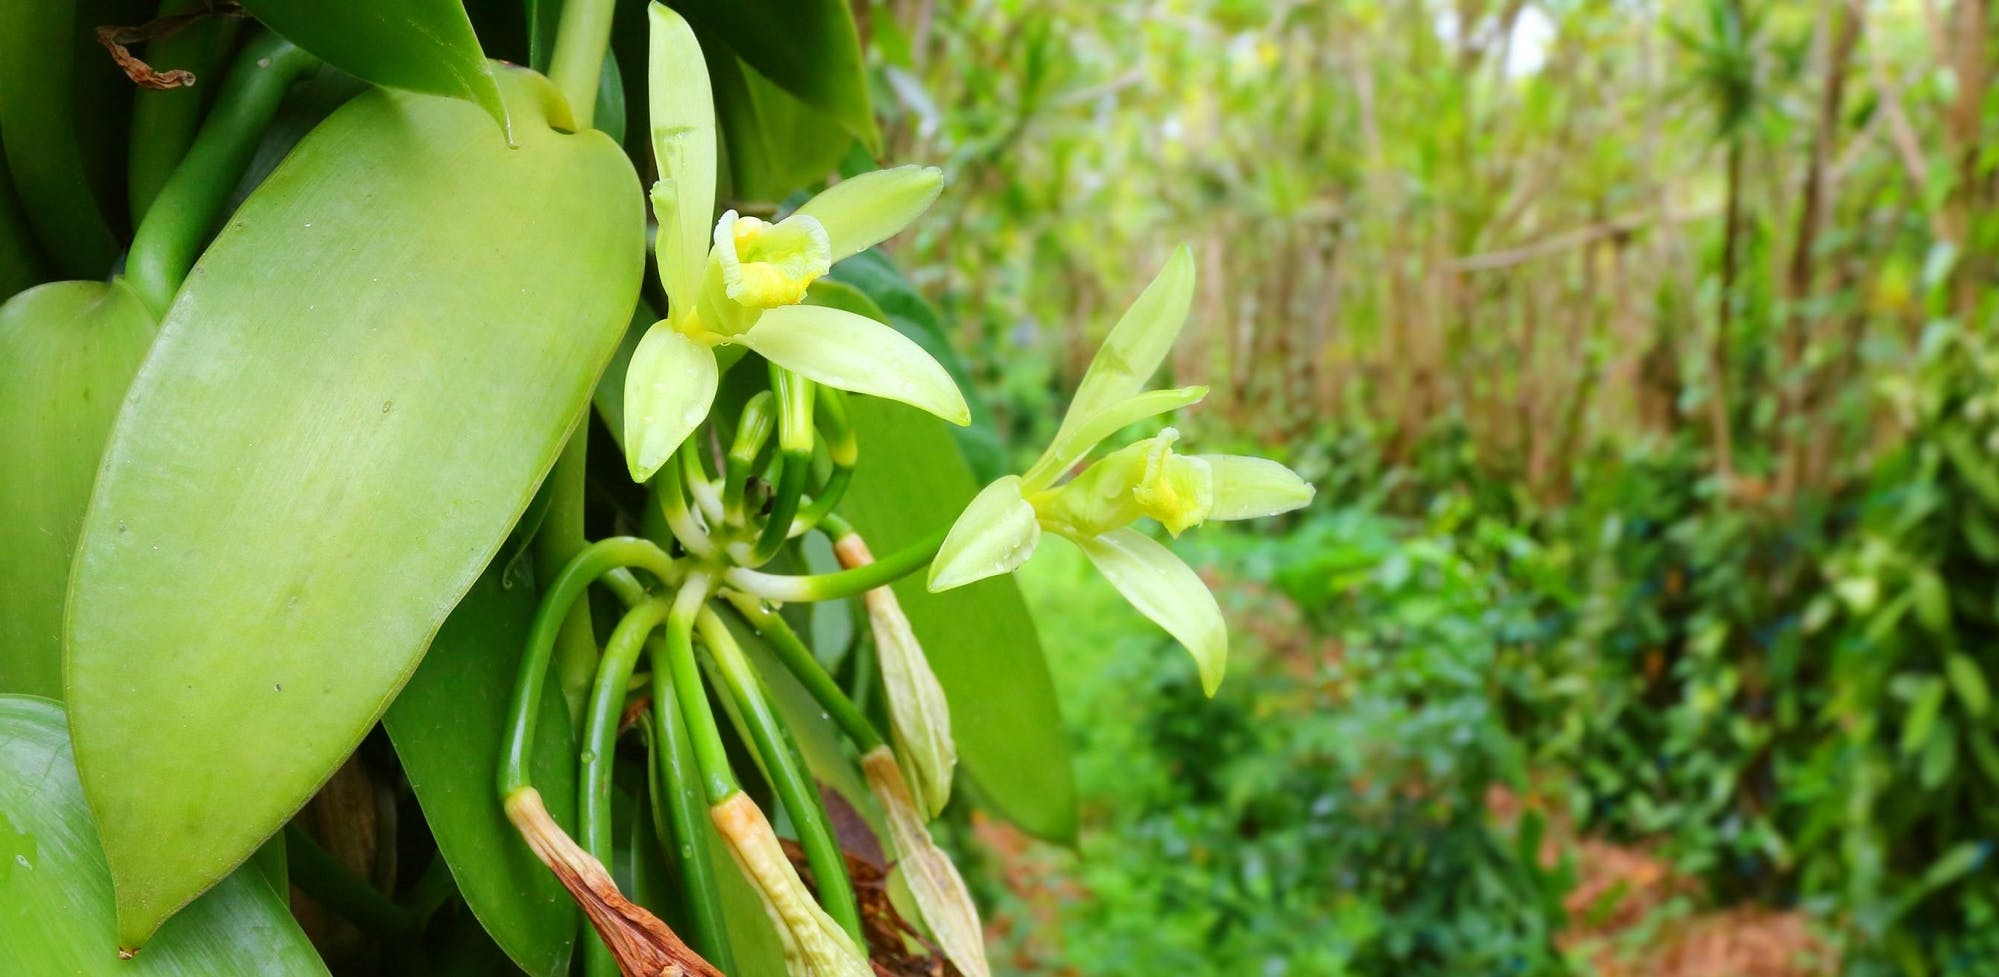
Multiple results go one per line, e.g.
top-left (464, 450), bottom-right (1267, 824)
top-left (648, 2), bottom-right (718, 320)
top-left (738, 304), bottom-right (970, 426)
top-left (795, 166), bottom-right (943, 263)
top-left (0, 280), bottom-right (156, 699)
top-left (383, 568), bottom-right (579, 977)
top-left (1045, 245), bottom-right (1195, 455)
top-left (239, 0), bottom-right (507, 135)
top-left (1945, 653), bottom-right (1991, 719)
top-left (65, 67), bottom-right (644, 946)
top-left (929, 475), bottom-right (1041, 592)
top-left (0, 695), bottom-right (330, 974)
top-left (1022, 385), bottom-right (1208, 492)
top-left (624, 321), bottom-right (719, 481)
top-left (1201, 454), bottom-right (1316, 520)
top-left (838, 399), bottom-right (1076, 843)
top-left (673, 0), bottom-right (879, 150)
top-left (1070, 527), bottom-right (1228, 696)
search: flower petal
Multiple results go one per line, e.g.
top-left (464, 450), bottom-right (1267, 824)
top-left (927, 475), bottom-right (1041, 592)
top-left (793, 165), bottom-right (944, 262)
top-left (710, 793), bottom-right (872, 977)
top-left (623, 321), bottom-right (718, 482)
top-left (738, 304), bottom-right (969, 426)
top-left (1198, 455), bottom-right (1316, 520)
top-left (1050, 245), bottom-right (1195, 441)
top-left (1070, 527), bottom-right (1227, 695)
top-left (862, 749), bottom-right (991, 977)
top-left (647, 4), bottom-right (718, 322)
top-left (1023, 384), bottom-right (1208, 491)
top-left (836, 537), bottom-right (956, 816)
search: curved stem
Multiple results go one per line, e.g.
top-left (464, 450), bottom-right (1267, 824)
top-left (724, 527), bottom-right (946, 602)
top-left (657, 452), bottom-right (719, 560)
top-left (128, 0), bottom-right (243, 222)
top-left (547, 0), bottom-right (617, 129)
top-left (500, 536), bottom-right (684, 797)
top-left (126, 32), bottom-right (319, 314)
top-left (541, 431), bottom-right (599, 725)
top-left (283, 823), bottom-right (417, 937)
top-left (645, 677), bottom-right (735, 970)
top-left (751, 367), bottom-right (815, 564)
top-left (653, 586), bottom-right (738, 804)
top-left (720, 593), bottom-right (882, 752)
top-left (695, 608), bottom-right (864, 944)
top-left (578, 595), bottom-right (675, 977)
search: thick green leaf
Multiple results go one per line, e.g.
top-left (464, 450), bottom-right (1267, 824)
top-left (66, 66), bottom-right (644, 945)
top-left (0, 695), bottom-right (329, 972)
top-left (383, 567), bottom-right (580, 977)
top-left (673, 0), bottom-right (879, 151)
top-left (836, 399), bottom-right (1076, 842)
top-left (0, 138), bottom-right (49, 300)
top-left (0, 280), bottom-right (157, 699)
top-left (238, 0), bottom-right (508, 133)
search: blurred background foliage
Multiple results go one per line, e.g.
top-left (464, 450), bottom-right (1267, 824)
top-left (850, 0), bottom-right (1999, 974)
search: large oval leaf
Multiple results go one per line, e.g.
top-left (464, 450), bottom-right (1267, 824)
top-left (382, 566), bottom-right (580, 977)
top-left (238, 0), bottom-right (508, 133)
top-left (66, 65), bottom-right (644, 945)
top-left (0, 695), bottom-right (329, 973)
top-left (0, 280), bottom-right (156, 699)
top-left (836, 399), bottom-right (1077, 843)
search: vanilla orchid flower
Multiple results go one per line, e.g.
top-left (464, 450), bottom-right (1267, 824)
top-left (622, 4), bottom-right (967, 483)
top-left (925, 246), bottom-right (1314, 694)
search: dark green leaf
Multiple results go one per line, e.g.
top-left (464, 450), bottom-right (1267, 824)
top-left (672, 0), bottom-right (879, 150)
top-left (238, 0), bottom-right (509, 133)
top-left (383, 567), bottom-right (580, 977)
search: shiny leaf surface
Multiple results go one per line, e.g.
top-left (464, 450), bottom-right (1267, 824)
top-left (66, 66), bottom-right (643, 945)
top-left (238, 0), bottom-right (508, 133)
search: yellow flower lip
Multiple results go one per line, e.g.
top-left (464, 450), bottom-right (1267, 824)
top-left (715, 211), bottom-right (832, 309)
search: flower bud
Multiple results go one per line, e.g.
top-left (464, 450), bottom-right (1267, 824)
top-left (710, 792), bottom-right (872, 977)
top-left (863, 747), bottom-right (991, 977)
top-left (503, 788), bottom-right (722, 977)
top-left (835, 533), bottom-right (956, 816)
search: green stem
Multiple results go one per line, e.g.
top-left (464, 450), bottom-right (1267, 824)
top-left (645, 675), bottom-right (736, 970)
top-left (751, 368), bottom-right (815, 564)
top-left (283, 823), bottom-right (418, 937)
top-left (128, 0), bottom-right (243, 223)
top-left (695, 608), bottom-right (865, 944)
top-left (724, 527), bottom-right (946, 602)
top-left (547, 0), bottom-right (618, 129)
top-left (579, 595), bottom-right (676, 977)
top-left (540, 431), bottom-right (600, 725)
top-left (399, 852), bottom-right (458, 926)
top-left (657, 450), bottom-right (720, 560)
top-left (126, 32), bottom-right (319, 314)
top-left (721, 593), bottom-right (882, 751)
top-left (654, 593), bottom-right (739, 804)
top-left (500, 536), bottom-right (683, 797)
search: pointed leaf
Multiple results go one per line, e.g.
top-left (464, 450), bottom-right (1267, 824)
top-left (928, 475), bottom-right (1040, 592)
top-left (674, 0), bottom-right (878, 150)
top-left (837, 399), bottom-right (1076, 843)
top-left (0, 695), bottom-right (330, 974)
top-left (795, 166), bottom-right (943, 263)
top-left (65, 68), bottom-right (644, 945)
top-left (624, 321), bottom-right (719, 481)
top-left (705, 47), bottom-right (853, 203)
top-left (1071, 527), bottom-right (1227, 695)
top-left (1199, 454), bottom-right (1316, 521)
top-left (738, 304), bottom-right (970, 426)
top-left (239, 0), bottom-right (508, 134)
top-left (1044, 245), bottom-right (1195, 457)
top-left (0, 281), bottom-right (156, 699)
top-left (383, 569), bottom-right (580, 977)
top-left (648, 3), bottom-right (718, 319)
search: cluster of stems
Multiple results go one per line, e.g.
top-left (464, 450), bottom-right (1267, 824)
top-left (499, 361), bottom-right (944, 977)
